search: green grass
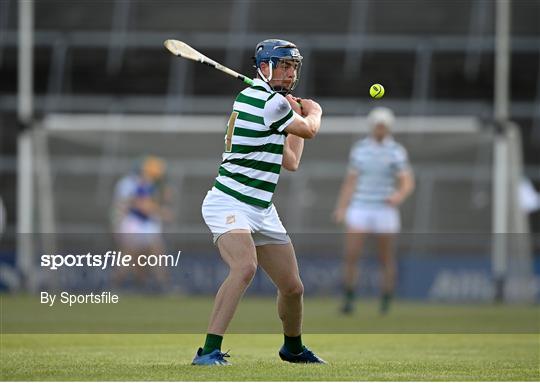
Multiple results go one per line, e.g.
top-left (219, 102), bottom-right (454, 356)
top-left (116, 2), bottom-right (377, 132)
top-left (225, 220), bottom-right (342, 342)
top-left (1, 295), bottom-right (539, 380)
top-left (1, 295), bottom-right (538, 333)
top-left (1, 334), bottom-right (538, 381)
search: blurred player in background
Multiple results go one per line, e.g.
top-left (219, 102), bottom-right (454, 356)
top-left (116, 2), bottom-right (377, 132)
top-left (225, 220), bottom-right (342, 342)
top-left (192, 39), bottom-right (325, 366)
top-left (111, 155), bottom-right (173, 290)
top-left (334, 107), bottom-right (414, 315)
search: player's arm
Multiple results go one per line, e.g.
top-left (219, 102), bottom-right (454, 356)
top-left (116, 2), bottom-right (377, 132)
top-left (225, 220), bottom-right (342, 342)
top-left (132, 196), bottom-right (160, 215)
top-left (282, 135), bottom-right (304, 171)
top-left (283, 96), bottom-right (322, 139)
top-left (333, 170), bottom-right (358, 224)
top-left (157, 184), bottom-right (175, 222)
top-left (387, 170), bottom-right (415, 206)
top-left (282, 95), bottom-right (306, 171)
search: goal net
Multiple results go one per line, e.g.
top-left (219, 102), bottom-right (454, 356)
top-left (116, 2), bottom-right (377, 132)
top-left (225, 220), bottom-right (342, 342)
top-left (16, 113), bottom-right (533, 301)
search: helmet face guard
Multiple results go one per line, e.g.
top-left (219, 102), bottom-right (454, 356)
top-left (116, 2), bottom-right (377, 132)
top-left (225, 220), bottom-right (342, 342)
top-left (253, 39), bottom-right (303, 94)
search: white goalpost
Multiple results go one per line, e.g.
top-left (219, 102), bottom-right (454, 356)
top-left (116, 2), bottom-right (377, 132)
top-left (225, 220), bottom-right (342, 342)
top-left (16, 113), bottom-right (534, 300)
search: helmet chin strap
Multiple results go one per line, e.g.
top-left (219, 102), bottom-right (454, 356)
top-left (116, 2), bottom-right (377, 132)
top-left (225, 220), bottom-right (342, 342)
top-left (257, 61), bottom-right (291, 95)
top-left (257, 61), bottom-right (273, 82)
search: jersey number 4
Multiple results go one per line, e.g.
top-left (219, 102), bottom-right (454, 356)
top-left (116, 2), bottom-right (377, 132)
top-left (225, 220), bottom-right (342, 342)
top-left (225, 111), bottom-right (238, 152)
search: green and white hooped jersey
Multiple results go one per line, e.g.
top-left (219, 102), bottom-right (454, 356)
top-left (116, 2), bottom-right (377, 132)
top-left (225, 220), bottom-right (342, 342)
top-left (214, 79), bottom-right (296, 208)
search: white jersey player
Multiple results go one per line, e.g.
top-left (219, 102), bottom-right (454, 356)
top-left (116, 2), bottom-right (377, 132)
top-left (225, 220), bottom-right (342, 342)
top-left (334, 107), bottom-right (415, 315)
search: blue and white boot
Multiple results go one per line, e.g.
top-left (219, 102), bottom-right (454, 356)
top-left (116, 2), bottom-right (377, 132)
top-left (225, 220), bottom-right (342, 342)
top-left (191, 348), bottom-right (231, 366)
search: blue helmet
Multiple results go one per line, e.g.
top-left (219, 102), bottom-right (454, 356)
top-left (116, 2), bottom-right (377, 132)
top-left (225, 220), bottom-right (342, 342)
top-left (253, 39), bottom-right (303, 93)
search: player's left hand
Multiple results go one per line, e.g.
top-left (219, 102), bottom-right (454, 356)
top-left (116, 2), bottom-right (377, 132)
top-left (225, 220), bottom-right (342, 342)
top-left (286, 94), bottom-right (305, 116)
top-left (386, 193), bottom-right (403, 206)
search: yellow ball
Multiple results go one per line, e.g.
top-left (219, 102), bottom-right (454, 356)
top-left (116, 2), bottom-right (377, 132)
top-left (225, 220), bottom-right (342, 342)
top-left (370, 83), bottom-right (385, 99)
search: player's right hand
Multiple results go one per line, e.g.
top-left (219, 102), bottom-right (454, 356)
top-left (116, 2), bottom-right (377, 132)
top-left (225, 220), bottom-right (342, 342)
top-left (286, 94), bottom-right (304, 116)
top-left (299, 99), bottom-right (322, 116)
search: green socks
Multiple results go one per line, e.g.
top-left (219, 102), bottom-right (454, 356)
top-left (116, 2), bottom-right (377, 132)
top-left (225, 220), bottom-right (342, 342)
top-left (203, 333), bottom-right (304, 355)
top-left (380, 292), bottom-right (393, 314)
top-left (202, 333), bottom-right (223, 355)
top-left (284, 334), bottom-right (304, 354)
top-left (345, 288), bottom-right (355, 303)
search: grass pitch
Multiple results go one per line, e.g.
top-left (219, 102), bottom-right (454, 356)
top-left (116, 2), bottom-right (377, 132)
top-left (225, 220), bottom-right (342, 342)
top-left (1, 295), bottom-right (538, 333)
top-left (1, 333), bottom-right (538, 381)
top-left (1, 295), bottom-right (539, 380)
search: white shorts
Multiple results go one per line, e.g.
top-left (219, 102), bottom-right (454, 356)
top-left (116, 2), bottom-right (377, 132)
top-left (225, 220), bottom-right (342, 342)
top-left (201, 187), bottom-right (290, 246)
top-left (116, 214), bottom-right (163, 248)
top-left (345, 205), bottom-right (401, 234)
